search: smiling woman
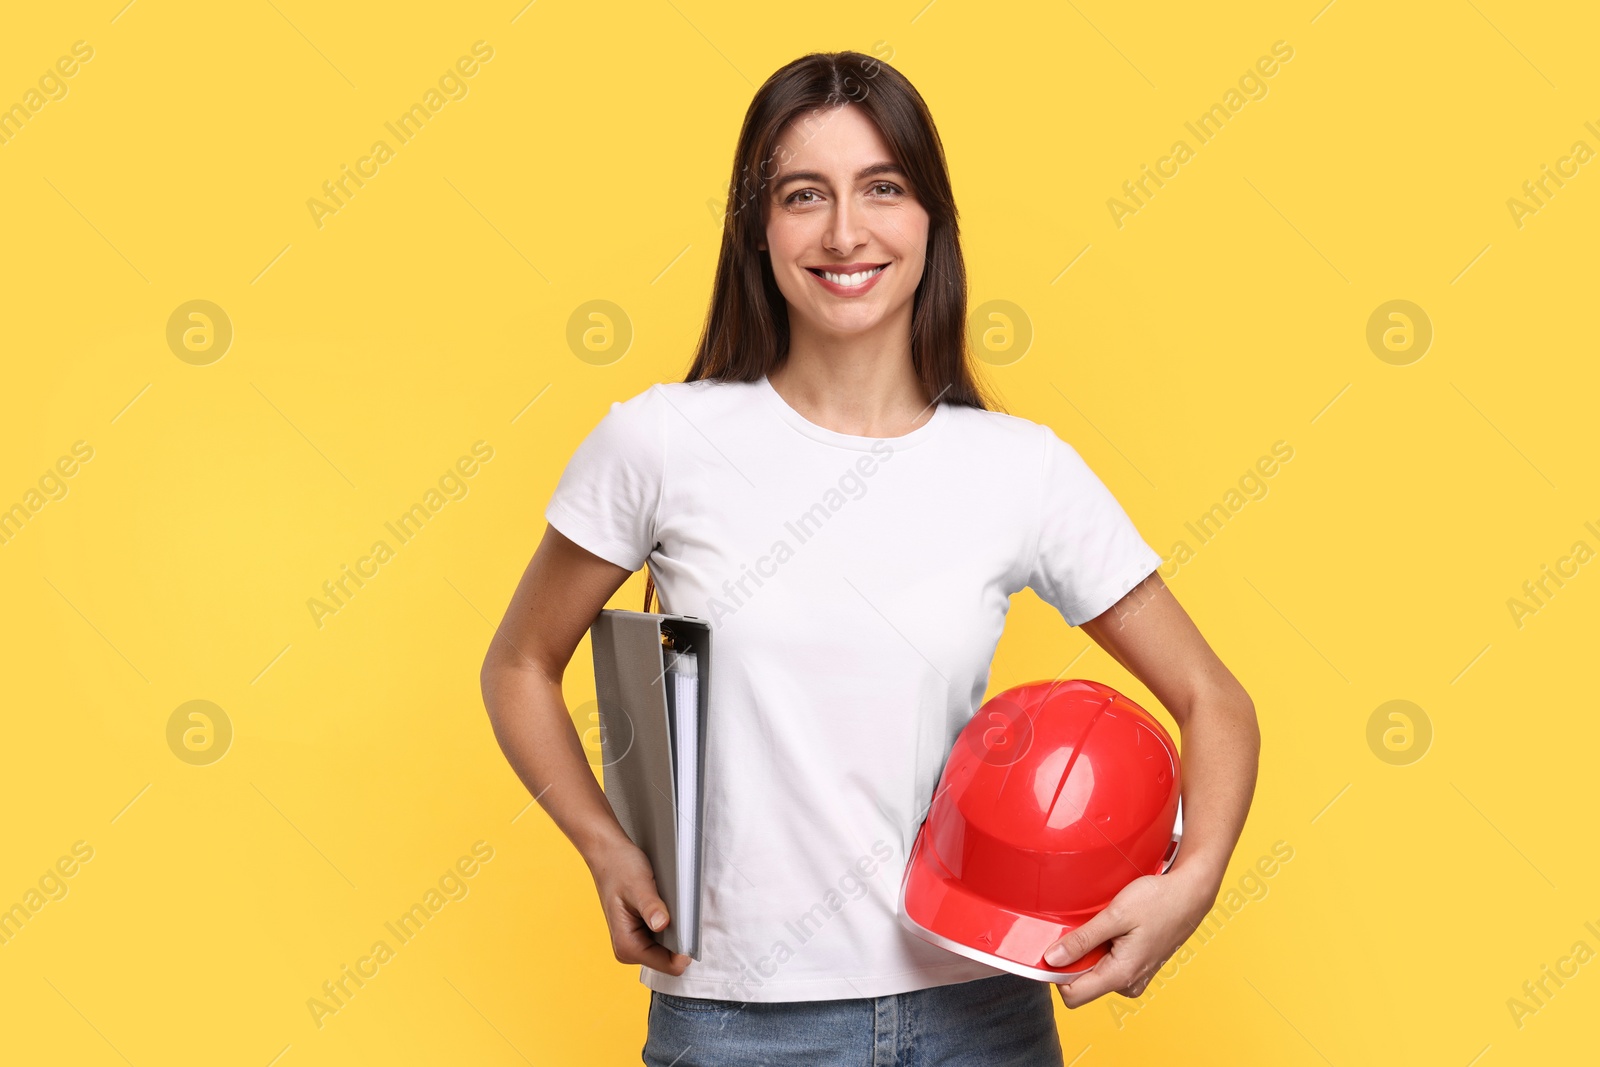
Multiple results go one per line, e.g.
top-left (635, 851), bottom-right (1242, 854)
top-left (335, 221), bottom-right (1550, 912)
top-left (757, 110), bottom-right (927, 370)
top-left (689, 54), bottom-right (976, 415)
top-left (483, 46), bottom-right (1258, 1067)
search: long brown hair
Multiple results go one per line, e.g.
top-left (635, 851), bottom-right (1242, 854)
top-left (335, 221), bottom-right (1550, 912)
top-left (682, 50), bottom-right (1001, 413)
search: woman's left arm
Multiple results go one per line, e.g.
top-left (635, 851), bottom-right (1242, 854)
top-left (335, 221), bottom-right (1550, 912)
top-left (1043, 570), bottom-right (1261, 1008)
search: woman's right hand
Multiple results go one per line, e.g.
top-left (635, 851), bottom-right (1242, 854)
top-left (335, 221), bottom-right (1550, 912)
top-left (586, 838), bottom-right (691, 976)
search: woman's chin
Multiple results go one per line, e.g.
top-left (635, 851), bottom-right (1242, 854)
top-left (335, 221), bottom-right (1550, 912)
top-left (800, 305), bottom-right (901, 339)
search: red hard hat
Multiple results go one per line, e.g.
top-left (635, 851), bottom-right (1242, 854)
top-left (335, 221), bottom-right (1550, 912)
top-left (899, 679), bottom-right (1183, 981)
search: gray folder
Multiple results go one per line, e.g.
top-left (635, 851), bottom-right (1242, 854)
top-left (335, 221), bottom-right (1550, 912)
top-left (589, 608), bottom-right (712, 959)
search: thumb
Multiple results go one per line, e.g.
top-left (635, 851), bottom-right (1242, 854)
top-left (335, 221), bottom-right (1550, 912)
top-left (630, 889), bottom-right (670, 932)
top-left (1045, 907), bottom-right (1123, 968)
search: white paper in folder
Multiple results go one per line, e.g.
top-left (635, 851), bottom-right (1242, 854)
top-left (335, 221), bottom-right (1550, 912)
top-left (662, 647), bottom-right (699, 944)
top-left (589, 609), bottom-right (710, 959)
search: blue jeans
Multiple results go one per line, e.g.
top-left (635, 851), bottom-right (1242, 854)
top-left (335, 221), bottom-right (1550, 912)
top-left (642, 971), bottom-right (1065, 1066)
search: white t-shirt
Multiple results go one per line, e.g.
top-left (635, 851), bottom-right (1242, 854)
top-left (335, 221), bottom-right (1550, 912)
top-left (544, 373), bottom-right (1162, 1002)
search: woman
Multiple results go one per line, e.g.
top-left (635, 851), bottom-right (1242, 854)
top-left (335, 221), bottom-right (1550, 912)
top-left (481, 50), bottom-right (1259, 1066)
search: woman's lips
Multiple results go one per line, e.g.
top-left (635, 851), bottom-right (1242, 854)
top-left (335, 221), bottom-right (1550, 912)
top-left (807, 263), bottom-right (889, 297)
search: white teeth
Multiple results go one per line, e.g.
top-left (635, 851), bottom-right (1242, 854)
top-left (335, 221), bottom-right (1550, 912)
top-left (819, 265), bottom-right (886, 287)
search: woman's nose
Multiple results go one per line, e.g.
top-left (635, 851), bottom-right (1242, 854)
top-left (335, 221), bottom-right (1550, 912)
top-left (825, 195), bottom-right (867, 254)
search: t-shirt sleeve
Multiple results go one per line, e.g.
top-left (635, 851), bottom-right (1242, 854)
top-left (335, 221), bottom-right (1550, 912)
top-left (543, 385), bottom-right (666, 572)
top-left (1027, 423), bottom-right (1163, 627)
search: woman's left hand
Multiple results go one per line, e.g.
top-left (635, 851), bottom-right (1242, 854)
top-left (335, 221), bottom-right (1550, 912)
top-left (1044, 866), bottom-right (1217, 1008)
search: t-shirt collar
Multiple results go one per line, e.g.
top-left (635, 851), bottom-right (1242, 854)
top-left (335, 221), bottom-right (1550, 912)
top-left (756, 373), bottom-right (946, 451)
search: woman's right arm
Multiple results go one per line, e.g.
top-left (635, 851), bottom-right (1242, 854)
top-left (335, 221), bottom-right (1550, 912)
top-left (479, 523), bottom-right (690, 977)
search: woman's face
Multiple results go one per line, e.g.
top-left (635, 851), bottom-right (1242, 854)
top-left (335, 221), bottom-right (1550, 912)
top-left (758, 105), bottom-right (929, 343)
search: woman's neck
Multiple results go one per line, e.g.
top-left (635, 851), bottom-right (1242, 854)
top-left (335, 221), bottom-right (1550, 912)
top-left (766, 343), bottom-right (934, 439)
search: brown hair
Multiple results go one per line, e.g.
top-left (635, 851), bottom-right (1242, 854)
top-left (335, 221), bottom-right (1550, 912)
top-left (682, 50), bottom-right (1001, 413)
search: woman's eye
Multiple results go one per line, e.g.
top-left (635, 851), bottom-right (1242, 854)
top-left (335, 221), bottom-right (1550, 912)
top-left (783, 183), bottom-right (903, 205)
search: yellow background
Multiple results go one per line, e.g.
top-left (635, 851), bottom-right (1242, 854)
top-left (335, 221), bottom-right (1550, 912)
top-left (2, 1), bottom-right (1596, 1063)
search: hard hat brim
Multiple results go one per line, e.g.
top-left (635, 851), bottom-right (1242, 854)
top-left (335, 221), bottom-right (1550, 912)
top-left (898, 796), bottom-right (1183, 982)
top-left (897, 826), bottom-right (1108, 982)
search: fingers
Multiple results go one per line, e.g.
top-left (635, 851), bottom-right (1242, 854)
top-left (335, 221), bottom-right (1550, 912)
top-left (1044, 905), bottom-right (1128, 968)
top-left (620, 909), bottom-right (691, 975)
top-left (633, 941), bottom-right (692, 975)
top-left (1055, 958), bottom-right (1125, 1008)
top-left (1055, 949), bottom-right (1163, 1008)
top-left (612, 887), bottom-right (691, 975)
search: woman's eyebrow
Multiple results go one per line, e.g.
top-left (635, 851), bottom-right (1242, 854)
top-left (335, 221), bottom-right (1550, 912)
top-left (772, 162), bottom-right (904, 191)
